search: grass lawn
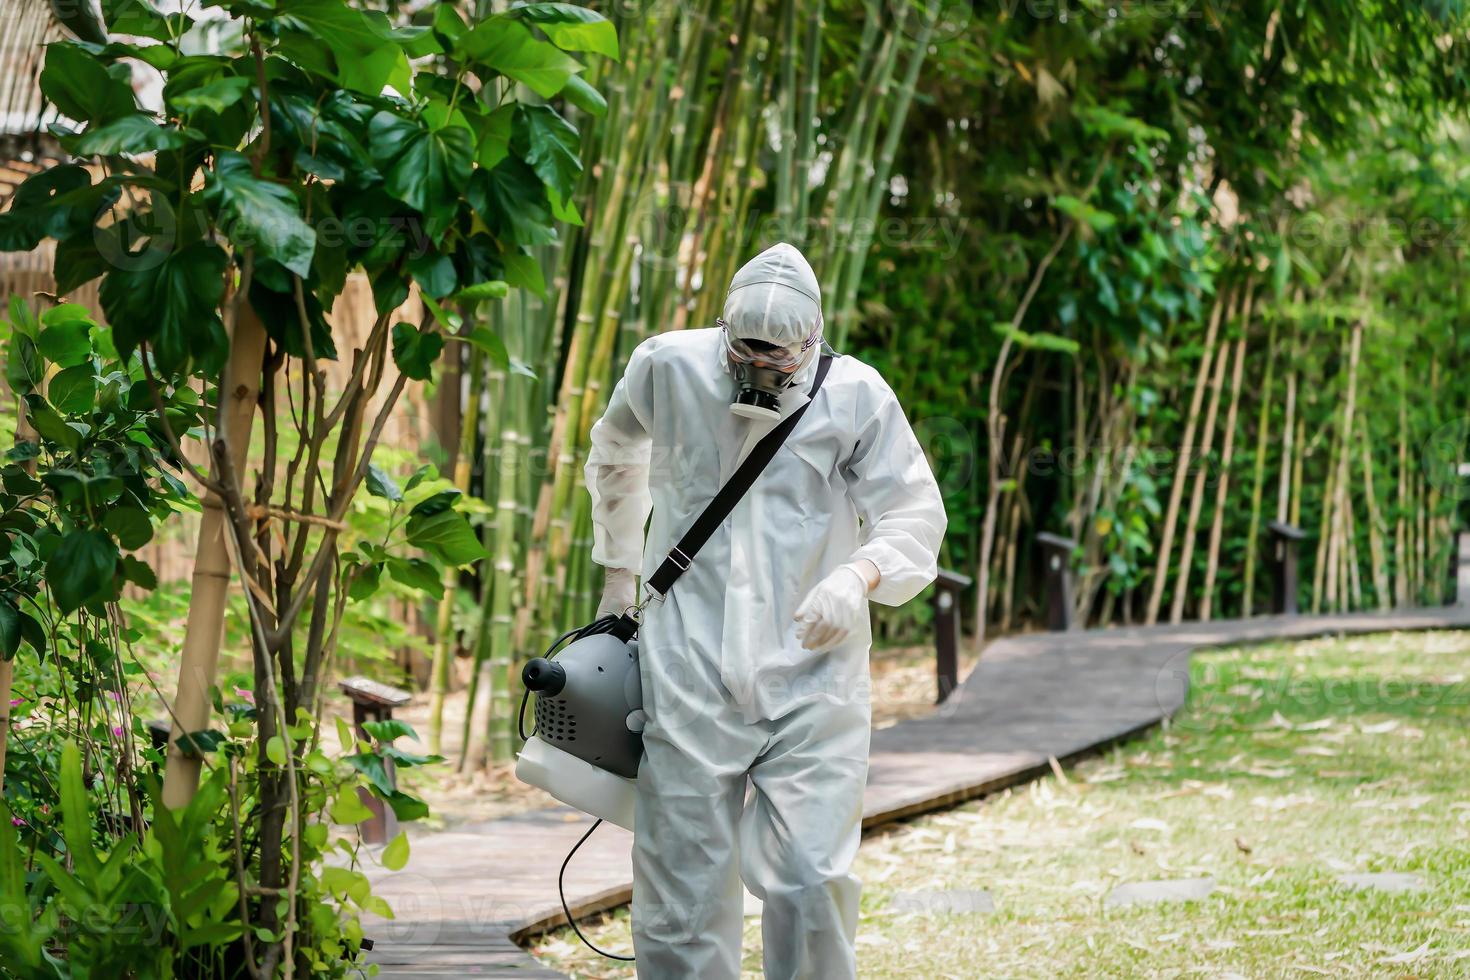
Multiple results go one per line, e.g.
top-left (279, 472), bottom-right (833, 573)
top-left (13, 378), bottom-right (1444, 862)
top-left (531, 629), bottom-right (1470, 977)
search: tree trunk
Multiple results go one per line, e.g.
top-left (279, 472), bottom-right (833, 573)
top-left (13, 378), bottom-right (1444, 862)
top-left (162, 303), bottom-right (268, 809)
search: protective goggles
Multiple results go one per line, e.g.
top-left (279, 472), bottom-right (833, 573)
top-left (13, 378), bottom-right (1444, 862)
top-left (718, 318), bottom-right (820, 372)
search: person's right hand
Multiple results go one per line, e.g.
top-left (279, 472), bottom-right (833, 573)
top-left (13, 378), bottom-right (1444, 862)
top-left (596, 567), bottom-right (638, 619)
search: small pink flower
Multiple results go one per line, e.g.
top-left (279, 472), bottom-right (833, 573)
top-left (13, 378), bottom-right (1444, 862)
top-left (11, 816), bottom-right (24, 827)
top-left (106, 690), bottom-right (123, 702)
top-left (112, 725), bottom-right (124, 738)
top-left (234, 687), bottom-right (255, 704)
top-left (8, 698), bottom-right (21, 707)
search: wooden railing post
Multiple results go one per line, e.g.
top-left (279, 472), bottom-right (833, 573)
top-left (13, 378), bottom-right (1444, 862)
top-left (931, 569), bottom-right (972, 703)
top-left (1036, 533), bottom-right (1078, 632)
top-left (339, 676), bottom-right (412, 845)
top-left (1267, 520), bottom-right (1307, 615)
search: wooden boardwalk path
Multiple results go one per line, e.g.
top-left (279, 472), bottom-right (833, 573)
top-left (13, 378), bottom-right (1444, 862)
top-left (363, 607), bottom-right (1470, 977)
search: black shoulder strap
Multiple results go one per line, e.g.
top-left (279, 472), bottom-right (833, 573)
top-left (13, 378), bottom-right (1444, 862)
top-left (645, 355), bottom-right (833, 599)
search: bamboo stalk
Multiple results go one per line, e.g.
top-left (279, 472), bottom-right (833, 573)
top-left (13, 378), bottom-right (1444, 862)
top-left (427, 347), bottom-right (483, 755)
top-left (1169, 286), bottom-right (1239, 624)
top-left (1359, 427), bottom-right (1390, 609)
top-left (1330, 318), bottom-right (1363, 610)
top-left (1146, 283), bottom-right (1229, 625)
top-left (1395, 398), bottom-right (1409, 606)
top-left (1241, 307), bottom-right (1280, 617)
top-left (1312, 425), bottom-right (1337, 614)
top-left (1200, 331), bottom-right (1248, 621)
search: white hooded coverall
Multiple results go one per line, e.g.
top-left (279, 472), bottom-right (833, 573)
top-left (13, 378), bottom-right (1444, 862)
top-left (585, 243), bottom-right (946, 978)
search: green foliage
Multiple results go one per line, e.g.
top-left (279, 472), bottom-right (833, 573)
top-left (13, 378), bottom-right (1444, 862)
top-left (10, 0), bottom-right (611, 387)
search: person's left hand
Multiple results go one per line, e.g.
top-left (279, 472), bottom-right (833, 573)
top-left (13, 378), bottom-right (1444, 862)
top-left (794, 562), bottom-right (877, 653)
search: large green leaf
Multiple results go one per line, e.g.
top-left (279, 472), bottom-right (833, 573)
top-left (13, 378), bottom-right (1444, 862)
top-left (510, 3), bottom-right (619, 58)
top-left (386, 557), bottom-right (444, 598)
top-left (37, 319), bottom-right (91, 368)
top-left (0, 166), bottom-right (94, 252)
top-left (100, 0), bottom-right (194, 40)
top-left (99, 242), bottom-right (229, 375)
top-left (475, 104), bottom-right (516, 170)
top-left (46, 529), bottom-right (119, 613)
top-left (560, 75), bottom-right (607, 118)
top-left (64, 115), bottom-right (201, 156)
top-left (48, 365), bottom-right (97, 414)
top-left (468, 158), bottom-right (556, 248)
top-left (58, 742), bottom-right (101, 880)
top-left (272, 1), bottom-right (411, 96)
top-left (271, 91), bottom-right (377, 184)
top-left (369, 112), bottom-right (474, 241)
top-left (406, 510), bottom-right (486, 566)
top-left (53, 235), bottom-right (109, 294)
top-left (102, 507), bottom-right (154, 550)
top-left (204, 151), bottom-right (316, 277)
top-left (0, 598), bottom-right (19, 660)
top-left (39, 42), bottom-right (137, 125)
top-left (514, 105), bottom-right (581, 206)
top-left (365, 463), bottom-right (403, 501)
top-left (247, 278), bottom-right (337, 361)
top-left (390, 321), bottom-right (445, 381)
top-left (168, 76), bottom-right (251, 115)
top-left (459, 19), bottom-right (583, 98)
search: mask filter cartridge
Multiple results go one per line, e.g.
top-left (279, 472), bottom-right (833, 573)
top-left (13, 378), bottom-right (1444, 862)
top-left (730, 362), bottom-right (791, 421)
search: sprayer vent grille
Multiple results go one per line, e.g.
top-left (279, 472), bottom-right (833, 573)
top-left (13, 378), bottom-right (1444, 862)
top-left (535, 698), bottom-right (577, 742)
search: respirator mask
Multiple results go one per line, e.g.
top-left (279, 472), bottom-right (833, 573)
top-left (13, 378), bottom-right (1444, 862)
top-left (722, 318), bottom-right (819, 421)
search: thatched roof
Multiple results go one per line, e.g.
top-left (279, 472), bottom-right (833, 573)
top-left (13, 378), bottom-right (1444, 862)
top-left (1, 1), bottom-right (63, 144)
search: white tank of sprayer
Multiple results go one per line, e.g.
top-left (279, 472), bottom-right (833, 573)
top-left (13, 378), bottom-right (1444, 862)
top-left (514, 622), bottom-right (644, 831)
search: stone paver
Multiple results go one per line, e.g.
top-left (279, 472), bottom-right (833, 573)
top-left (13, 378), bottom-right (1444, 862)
top-left (886, 888), bottom-right (995, 914)
top-left (366, 607), bottom-right (1470, 977)
top-left (1336, 871), bottom-right (1427, 893)
top-left (1105, 877), bottom-right (1217, 908)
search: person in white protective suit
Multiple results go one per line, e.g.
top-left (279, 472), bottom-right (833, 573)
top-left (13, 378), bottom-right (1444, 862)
top-left (584, 241), bottom-right (946, 978)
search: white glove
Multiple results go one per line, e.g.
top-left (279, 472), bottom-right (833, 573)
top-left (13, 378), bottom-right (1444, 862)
top-left (794, 562), bottom-right (876, 653)
top-left (596, 567), bottom-right (638, 619)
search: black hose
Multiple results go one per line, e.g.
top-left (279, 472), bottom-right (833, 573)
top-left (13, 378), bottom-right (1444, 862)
top-left (558, 818), bottom-right (635, 962)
